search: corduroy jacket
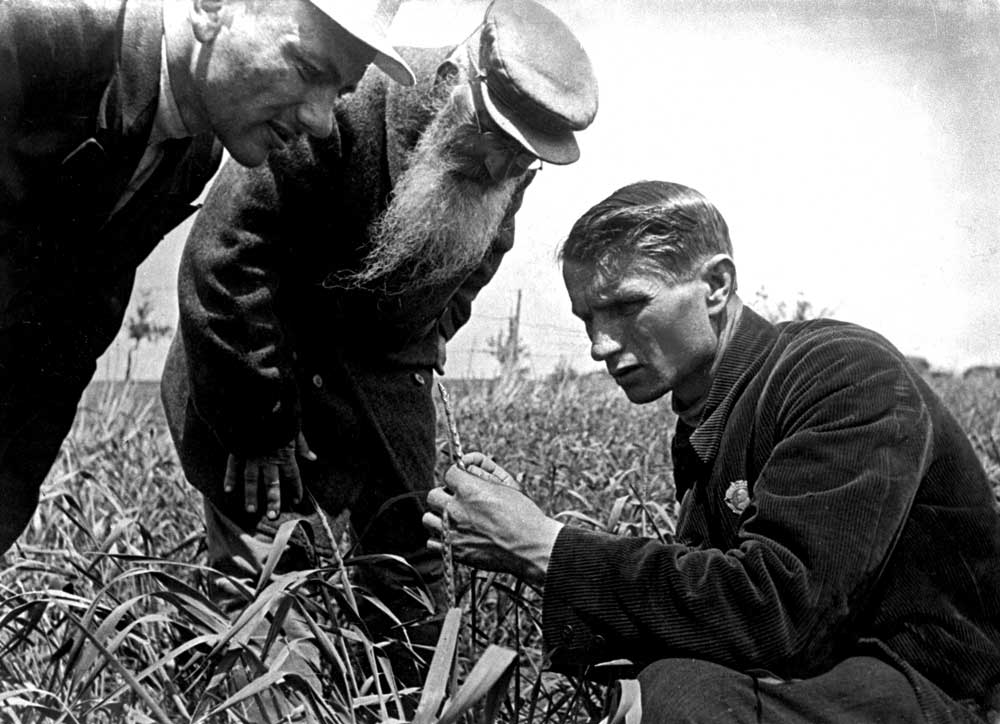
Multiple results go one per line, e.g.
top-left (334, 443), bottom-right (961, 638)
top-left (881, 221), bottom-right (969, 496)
top-left (543, 308), bottom-right (1000, 722)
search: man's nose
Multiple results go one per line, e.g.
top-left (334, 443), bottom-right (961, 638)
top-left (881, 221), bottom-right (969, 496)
top-left (296, 85), bottom-right (337, 138)
top-left (589, 328), bottom-right (621, 362)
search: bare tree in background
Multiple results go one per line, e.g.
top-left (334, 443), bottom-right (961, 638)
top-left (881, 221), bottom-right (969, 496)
top-left (487, 289), bottom-right (529, 375)
top-left (123, 291), bottom-right (172, 381)
top-left (752, 286), bottom-right (834, 324)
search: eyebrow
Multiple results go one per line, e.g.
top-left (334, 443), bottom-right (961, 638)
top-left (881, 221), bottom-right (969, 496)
top-left (584, 285), bottom-right (653, 318)
top-left (569, 286), bottom-right (609, 322)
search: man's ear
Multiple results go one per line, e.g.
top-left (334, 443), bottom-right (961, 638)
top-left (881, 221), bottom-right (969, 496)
top-left (190, 0), bottom-right (226, 44)
top-left (702, 253), bottom-right (737, 316)
top-left (435, 59), bottom-right (461, 85)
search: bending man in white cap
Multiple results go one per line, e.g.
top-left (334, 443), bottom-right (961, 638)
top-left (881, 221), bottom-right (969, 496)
top-left (0, 0), bottom-right (414, 556)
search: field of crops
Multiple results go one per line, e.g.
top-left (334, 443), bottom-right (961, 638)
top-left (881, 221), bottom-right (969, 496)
top-left (0, 368), bottom-right (997, 722)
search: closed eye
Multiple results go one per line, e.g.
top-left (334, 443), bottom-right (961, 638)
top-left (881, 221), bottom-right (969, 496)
top-left (592, 297), bottom-right (646, 319)
top-left (297, 61), bottom-right (323, 82)
top-left (614, 300), bottom-right (645, 316)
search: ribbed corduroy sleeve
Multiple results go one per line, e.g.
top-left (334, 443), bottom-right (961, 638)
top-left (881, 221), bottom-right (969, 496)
top-left (178, 156), bottom-right (304, 457)
top-left (541, 325), bottom-right (937, 678)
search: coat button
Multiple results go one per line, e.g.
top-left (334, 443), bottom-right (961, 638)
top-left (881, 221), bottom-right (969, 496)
top-left (312, 374), bottom-right (323, 388)
top-left (412, 372), bottom-right (425, 386)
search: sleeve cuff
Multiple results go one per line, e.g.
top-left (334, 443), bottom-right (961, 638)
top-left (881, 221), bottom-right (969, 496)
top-left (542, 526), bottom-right (627, 670)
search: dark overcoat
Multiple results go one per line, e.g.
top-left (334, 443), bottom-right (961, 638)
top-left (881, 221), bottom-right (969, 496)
top-left (0, 0), bottom-right (221, 550)
top-left (161, 48), bottom-right (532, 559)
top-left (544, 308), bottom-right (1000, 723)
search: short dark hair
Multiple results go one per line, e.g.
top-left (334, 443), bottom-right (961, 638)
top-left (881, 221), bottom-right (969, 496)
top-left (559, 180), bottom-right (733, 284)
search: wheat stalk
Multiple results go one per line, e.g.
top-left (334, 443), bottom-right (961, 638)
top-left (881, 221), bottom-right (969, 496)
top-left (436, 383), bottom-right (464, 610)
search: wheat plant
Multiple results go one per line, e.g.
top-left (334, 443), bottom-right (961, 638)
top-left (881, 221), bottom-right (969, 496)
top-left (1, 368), bottom-right (997, 722)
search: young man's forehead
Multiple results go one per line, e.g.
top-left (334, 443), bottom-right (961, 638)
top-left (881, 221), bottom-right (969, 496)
top-left (568, 258), bottom-right (652, 288)
top-left (594, 273), bottom-right (663, 302)
top-left (565, 259), bottom-right (663, 311)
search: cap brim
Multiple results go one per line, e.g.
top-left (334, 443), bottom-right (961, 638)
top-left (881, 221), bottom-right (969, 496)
top-left (310, 1), bottom-right (416, 86)
top-left (481, 81), bottom-right (580, 165)
top-left (370, 49), bottom-right (416, 87)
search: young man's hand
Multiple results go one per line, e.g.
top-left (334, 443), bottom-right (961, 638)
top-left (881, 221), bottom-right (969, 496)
top-left (423, 452), bottom-right (563, 587)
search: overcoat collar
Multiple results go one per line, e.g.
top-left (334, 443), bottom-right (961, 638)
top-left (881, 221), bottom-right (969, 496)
top-left (383, 50), bottom-right (454, 185)
top-left (688, 307), bottom-right (778, 463)
top-left (384, 82), bottom-right (409, 186)
top-left (333, 47), bottom-right (457, 191)
top-left (98, 0), bottom-right (163, 151)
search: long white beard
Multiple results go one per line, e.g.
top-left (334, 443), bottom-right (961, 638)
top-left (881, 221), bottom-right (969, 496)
top-left (345, 91), bottom-right (520, 292)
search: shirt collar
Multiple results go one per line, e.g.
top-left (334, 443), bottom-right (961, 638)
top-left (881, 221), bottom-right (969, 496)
top-left (686, 305), bottom-right (779, 462)
top-left (671, 298), bottom-right (745, 428)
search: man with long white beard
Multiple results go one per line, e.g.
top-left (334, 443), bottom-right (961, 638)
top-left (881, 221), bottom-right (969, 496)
top-left (160, 0), bottom-right (598, 694)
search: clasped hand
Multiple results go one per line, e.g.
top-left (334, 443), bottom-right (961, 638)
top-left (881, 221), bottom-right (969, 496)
top-left (422, 452), bottom-right (563, 588)
top-left (224, 431), bottom-right (316, 519)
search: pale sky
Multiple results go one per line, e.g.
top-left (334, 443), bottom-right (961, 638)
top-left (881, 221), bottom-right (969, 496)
top-left (109, 0), bottom-right (1000, 379)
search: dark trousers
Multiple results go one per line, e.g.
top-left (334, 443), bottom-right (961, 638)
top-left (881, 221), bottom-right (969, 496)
top-left (620, 656), bottom-right (983, 723)
top-left (0, 267), bottom-right (133, 555)
top-left (0, 377), bottom-right (86, 553)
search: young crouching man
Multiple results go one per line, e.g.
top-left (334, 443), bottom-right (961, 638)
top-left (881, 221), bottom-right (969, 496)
top-left (424, 180), bottom-right (1000, 723)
